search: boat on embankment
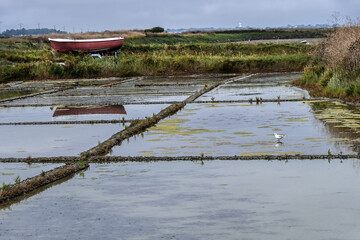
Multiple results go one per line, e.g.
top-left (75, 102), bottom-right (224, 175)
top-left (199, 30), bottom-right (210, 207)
top-left (48, 37), bottom-right (124, 53)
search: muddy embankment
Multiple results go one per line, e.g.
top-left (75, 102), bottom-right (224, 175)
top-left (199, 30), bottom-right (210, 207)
top-left (0, 162), bottom-right (88, 204)
top-left (0, 154), bottom-right (357, 164)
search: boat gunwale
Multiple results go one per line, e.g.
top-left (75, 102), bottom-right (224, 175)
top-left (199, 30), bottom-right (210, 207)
top-left (48, 37), bottom-right (124, 43)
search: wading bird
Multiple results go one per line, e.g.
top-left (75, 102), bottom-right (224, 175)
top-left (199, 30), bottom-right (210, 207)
top-left (274, 133), bottom-right (286, 141)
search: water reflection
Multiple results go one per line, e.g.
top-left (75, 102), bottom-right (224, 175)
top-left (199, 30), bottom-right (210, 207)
top-left (0, 104), bottom-right (168, 122)
top-left (52, 105), bottom-right (126, 117)
top-left (2, 161), bottom-right (360, 240)
top-left (310, 101), bottom-right (360, 154)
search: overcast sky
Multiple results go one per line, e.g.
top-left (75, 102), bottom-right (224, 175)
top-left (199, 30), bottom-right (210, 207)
top-left (1, 0), bottom-right (359, 32)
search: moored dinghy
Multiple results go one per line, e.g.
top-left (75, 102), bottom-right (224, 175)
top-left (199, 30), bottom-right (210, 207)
top-left (48, 37), bottom-right (124, 53)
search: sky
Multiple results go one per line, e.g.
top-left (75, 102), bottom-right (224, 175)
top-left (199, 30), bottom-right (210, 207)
top-left (0, 0), bottom-right (359, 32)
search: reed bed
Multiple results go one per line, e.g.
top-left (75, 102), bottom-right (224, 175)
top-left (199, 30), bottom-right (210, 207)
top-left (294, 23), bottom-right (360, 101)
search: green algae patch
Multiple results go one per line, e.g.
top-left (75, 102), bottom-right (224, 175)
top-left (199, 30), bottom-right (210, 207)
top-left (304, 137), bottom-right (324, 142)
top-left (327, 138), bottom-right (349, 142)
top-left (215, 142), bottom-right (233, 146)
top-left (184, 108), bottom-right (202, 112)
top-left (234, 132), bottom-right (253, 135)
top-left (240, 151), bottom-right (303, 156)
top-left (161, 151), bottom-right (179, 155)
top-left (149, 119), bottom-right (225, 135)
top-left (286, 94), bottom-right (302, 98)
top-left (0, 89), bottom-right (40, 100)
top-left (138, 151), bottom-right (155, 155)
top-left (2, 173), bottom-right (14, 176)
top-left (311, 101), bottom-right (360, 132)
top-left (161, 118), bottom-right (190, 124)
top-left (228, 104), bottom-right (255, 107)
top-left (285, 117), bottom-right (309, 122)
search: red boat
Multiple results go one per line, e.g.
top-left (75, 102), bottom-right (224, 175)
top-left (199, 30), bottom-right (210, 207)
top-left (48, 37), bottom-right (124, 53)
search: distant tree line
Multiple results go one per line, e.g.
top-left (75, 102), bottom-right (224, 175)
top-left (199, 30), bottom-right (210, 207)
top-left (0, 28), bottom-right (66, 37)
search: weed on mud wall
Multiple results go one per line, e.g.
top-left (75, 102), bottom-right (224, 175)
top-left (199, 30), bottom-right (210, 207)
top-left (296, 24), bottom-right (360, 100)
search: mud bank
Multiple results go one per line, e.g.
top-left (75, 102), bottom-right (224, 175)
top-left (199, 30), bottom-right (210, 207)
top-left (0, 119), bottom-right (135, 125)
top-left (0, 162), bottom-right (88, 204)
top-left (88, 154), bottom-right (359, 161)
top-left (0, 156), bottom-right (79, 163)
top-left (0, 154), bottom-right (357, 164)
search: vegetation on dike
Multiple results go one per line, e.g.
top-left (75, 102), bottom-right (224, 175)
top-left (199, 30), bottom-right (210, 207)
top-left (293, 24), bottom-right (360, 101)
top-left (0, 30), bottom-right (316, 83)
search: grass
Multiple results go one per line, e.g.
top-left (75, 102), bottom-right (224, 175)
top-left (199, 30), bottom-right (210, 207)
top-left (293, 24), bottom-right (360, 101)
top-left (124, 29), bottom-right (330, 45)
top-left (1, 182), bottom-right (10, 191)
top-left (14, 176), bottom-right (21, 184)
top-left (0, 32), bottom-right (315, 82)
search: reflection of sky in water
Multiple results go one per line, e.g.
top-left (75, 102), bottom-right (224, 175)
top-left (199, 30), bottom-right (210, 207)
top-left (0, 104), bottom-right (168, 122)
top-left (197, 72), bottom-right (308, 101)
top-left (0, 163), bottom-right (63, 184)
top-left (0, 124), bottom-right (123, 158)
top-left (110, 102), bottom-right (357, 156)
top-left (2, 160), bottom-right (360, 240)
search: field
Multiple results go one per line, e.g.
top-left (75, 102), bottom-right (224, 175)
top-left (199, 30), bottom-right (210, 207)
top-left (0, 29), bottom-right (319, 83)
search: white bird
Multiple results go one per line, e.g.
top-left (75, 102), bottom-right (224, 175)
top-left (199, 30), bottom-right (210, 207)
top-left (274, 133), bottom-right (286, 141)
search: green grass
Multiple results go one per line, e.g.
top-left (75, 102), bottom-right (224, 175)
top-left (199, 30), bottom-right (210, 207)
top-left (1, 182), bottom-right (10, 191)
top-left (0, 36), bottom-right (313, 82)
top-left (293, 64), bottom-right (360, 101)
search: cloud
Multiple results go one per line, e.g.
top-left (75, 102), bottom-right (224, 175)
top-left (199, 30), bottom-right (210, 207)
top-left (0, 0), bottom-right (359, 31)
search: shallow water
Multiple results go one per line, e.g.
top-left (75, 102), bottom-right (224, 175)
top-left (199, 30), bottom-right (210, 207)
top-left (1, 160), bottom-right (360, 240)
top-left (2, 75), bottom-right (230, 106)
top-left (197, 72), bottom-right (308, 101)
top-left (0, 104), bottom-right (168, 123)
top-left (110, 101), bottom-right (358, 156)
top-left (0, 163), bottom-right (63, 184)
top-left (0, 124), bottom-right (122, 158)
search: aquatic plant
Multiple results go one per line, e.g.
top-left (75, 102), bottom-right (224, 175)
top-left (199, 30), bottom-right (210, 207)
top-left (41, 170), bottom-right (46, 177)
top-left (14, 176), bottom-right (21, 184)
top-left (79, 158), bottom-right (85, 168)
top-left (1, 182), bottom-right (10, 191)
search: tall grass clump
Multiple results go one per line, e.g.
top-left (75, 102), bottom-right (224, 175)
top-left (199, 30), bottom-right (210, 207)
top-left (294, 18), bottom-right (360, 100)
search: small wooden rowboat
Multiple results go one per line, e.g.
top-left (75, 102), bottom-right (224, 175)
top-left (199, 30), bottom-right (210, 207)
top-left (48, 37), bottom-right (124, 53)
